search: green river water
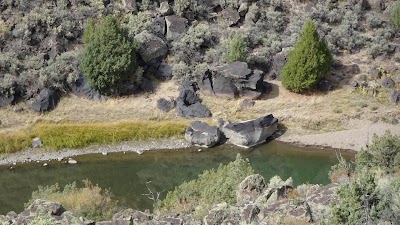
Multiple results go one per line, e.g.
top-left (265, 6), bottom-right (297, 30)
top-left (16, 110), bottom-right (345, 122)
top-left (0, 141), bottom-right (354, 215)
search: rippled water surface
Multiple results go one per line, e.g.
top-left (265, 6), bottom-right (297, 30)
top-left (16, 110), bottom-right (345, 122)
top-left (0, 141), bottom-right (354, 214)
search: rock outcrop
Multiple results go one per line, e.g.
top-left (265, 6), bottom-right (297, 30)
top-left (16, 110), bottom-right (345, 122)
top-left (175, 88), bottom-right (212, 118)
top-left (69, 75), bottom-right (106, 101)
top-left (31, 88), bottom-right (60, 112)
top-left (134, 31), bottom-right (168, 64)
top-left (237, 174), bottom-right (266, 205)
top-left (218, 114), bottom-right (278, 147)
top-left (199, 61), bottom-right (269, 100)
top-left (185, 121), bottom-right (221, 147)
top-left (165, 15), bottom-right (188, 41)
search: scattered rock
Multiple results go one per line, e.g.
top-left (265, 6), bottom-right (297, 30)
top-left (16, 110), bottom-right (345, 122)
top-left (134, 31), bottom-right (168, 64)
top-left (68, 159), bottom-right (77, 164)
top-left (165, 15), bottom-right (188, 41)
top-left (369, 68), bottom-right (382, 79)
top-left (158, 1), bottom-right (173, 15)
top-left (238, 2), bottom-right (249, 16)
top-left (175, 88), bottom-right (212, 118)
top-left (32, 88), bottom-right (60, 112)
top-left (149, 15), bottom-right (167, 38)
top-left (157, 98), bottom-right (175, 112)
top-left (389, 90), bottom-right (399, 104)
top-left (317, 78), bottom-right (333, 92)
top-left (69, 75), bottom-right (106, 101)
top-left (43, 163), bottom-right (48, 167)
top-left (395, 75), bottom-right (400, 84)
top-left (184, 121), bottom-right (221, 147)
top-left (155, 62), bottom-right (173, 80)
top-left (237, 174), bottom-right (266, 205)
top-left (219, 114), bottom-right (278, 147)
top-left (373, 0), bottom-right (385, 11)
top-left (32, 137), bottom-right (43, 148)
top-left (381, 77), bottom-right (395, 88)
top-left (240, 99), bottom-right (255, 108)
top-left (222, 7), bottom-right (240, 26)
top-left (0, 94), bottom-right (14, 107)
top-left (345, 64), bottom-right (360, 75)
top-left (256, 176), bottom-right (293, 205)
top-left (102, 152), bottom-right (108, 156)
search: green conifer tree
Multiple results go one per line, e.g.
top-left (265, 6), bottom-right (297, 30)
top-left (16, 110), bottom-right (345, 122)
top-left (80, 16), bottom-right (138, 96)
top-left (281, 21), bottom-right (333, 93)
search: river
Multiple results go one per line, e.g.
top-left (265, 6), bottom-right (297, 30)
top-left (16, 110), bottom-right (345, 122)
top-left (0, 141), bottom-right (353, 215)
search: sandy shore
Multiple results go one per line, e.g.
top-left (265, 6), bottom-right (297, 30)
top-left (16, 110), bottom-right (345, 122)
top-left (277, 121), bottom-right (400, 152)
top-left (0, 138), bottom-right (191, 166)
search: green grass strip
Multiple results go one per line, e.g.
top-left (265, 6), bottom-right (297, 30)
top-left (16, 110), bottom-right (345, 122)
top-left (0, 121), bottom-right (188, 154)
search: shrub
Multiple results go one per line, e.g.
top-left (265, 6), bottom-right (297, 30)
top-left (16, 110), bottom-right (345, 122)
top-left (390, 1), bottom-right (400, 28)
top-left (356, 131), bottom-right (400, 172)
top-left (0, 19), bottom-right (8, 40)
top-left (281, 21), bottom-right (333, 93)
top-left (159, 154), bottom-right (254, 215)
top-left (80, 16), bottom-right (139, 96)
top-left (27, 180), bottom-right (118, 221)
top-left (226, 34), bottom-right (247, 63)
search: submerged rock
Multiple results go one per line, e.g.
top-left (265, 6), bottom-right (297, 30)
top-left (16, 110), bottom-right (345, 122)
top-left (219, 114), bottom-right (278, 147)
top-left (185, 121), bottom-right (221, 147)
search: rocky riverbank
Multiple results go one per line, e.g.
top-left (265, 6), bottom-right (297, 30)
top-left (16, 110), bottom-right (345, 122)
top-left (0, 138), bottom-right (190, 166)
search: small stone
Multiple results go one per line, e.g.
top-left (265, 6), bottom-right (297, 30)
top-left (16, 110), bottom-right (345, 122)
top-left (57, 157), bottom-right (63, 161)
top-left (36, 161), bottom-right (40, 163)
top-left (32, 137), bottom-right (43, 148)
top-left (136, 149), bottom-right (144, 155)
top-left (198, 149), bottom-right (202, 152)
top-left (68, 159), bottom-right (78, 164)
top-left (12, 162), bottom-right (16, 166)
top-left (102, 152), bottom-right (108, 156)
top-left (9, 166), bottom-right (13, 170)
top-left (43, 163), bottom-right (48, 167)
top-left (123, 152), bottom-right (126, 154)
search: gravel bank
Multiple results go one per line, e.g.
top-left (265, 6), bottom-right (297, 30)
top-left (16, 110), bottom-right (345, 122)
top-left (277, 122), bottom-right (400, 152)
top-left (0, 138), bottom-right (191, 166)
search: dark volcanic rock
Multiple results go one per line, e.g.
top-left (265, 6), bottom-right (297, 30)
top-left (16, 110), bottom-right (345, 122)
top-left (157, 98), bottom-right (175, 112)
top-left (389, 90), bottom-right (399, 104)
top-left (185, 121), bottom-right (221, 147)
top-left (0, 94), bottom-right (14, 107)
top-left (381, 77), bottom-right (395, 88)
top-left (369, 68), bottom-right (382, 79)
top-left (140, 78), bottom-right (154, 93)
top-left (237, 174), bottom-right (266, 205)
top-left (32, 88), bottom-right (60, 112)
top-left (222, 7), bottom-right (241, 26)
top-left (199, 62), bottom-right (266, 100)
top-left (69, 76), bottom-right (106, 101)
top-left (219, 114), bottom-right (278, 147)
top-left (318, 78), bottom-right (333, 92)
top-left (135, 31), bottom-right (168, 63)
top-left (175, 89), bottom-right (211, 118)
top-left (272, 51), bottom-right (288, 79)
top-left (165, 15), bottom-right (188, 41)
top-left (155, 62), bottom-right (173, 81)
top-left (149, 16), bottom-right (167, 38)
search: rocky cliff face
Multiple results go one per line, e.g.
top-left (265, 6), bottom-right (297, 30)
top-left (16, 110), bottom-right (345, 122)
top-left (0, 175), bottom-right (337, 225)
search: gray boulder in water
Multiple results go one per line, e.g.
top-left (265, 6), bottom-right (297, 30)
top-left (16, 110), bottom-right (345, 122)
top-left (219, 114), bottom-right (278, 147)
top-left (185, 121), bottom-right (221, 147)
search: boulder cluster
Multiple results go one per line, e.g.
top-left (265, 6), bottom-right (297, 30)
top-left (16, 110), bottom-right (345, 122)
top-left (184, 114), bottom-right (278, 148)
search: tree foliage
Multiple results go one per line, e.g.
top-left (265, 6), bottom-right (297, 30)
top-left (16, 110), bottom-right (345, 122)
top-left (356, 131), bottom-right (400, 172)
top-left (80, 16), bottom-right (138, 96)
top-left (159, 154), bottom-right (254, 216)
top-left (281, 20), bottom-right (333, 93)
top-left (226, 35), bottom-right (247, 63)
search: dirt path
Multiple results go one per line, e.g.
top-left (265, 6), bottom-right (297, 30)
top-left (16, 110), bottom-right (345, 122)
top-left (278, 121), bottom-right (400, 151)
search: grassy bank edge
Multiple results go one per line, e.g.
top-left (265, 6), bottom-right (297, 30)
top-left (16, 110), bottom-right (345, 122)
top-left (0, 120), bottom-right (189, 154)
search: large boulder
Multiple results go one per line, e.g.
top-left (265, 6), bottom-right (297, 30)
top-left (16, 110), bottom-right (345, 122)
top-left (157, 98), bottom-right (175, 112)
top-left (0, 94), bottom-right (14, 107)
top-left (219, 114), bottom-right (278, 147)
top-left (222, 7), bottom-right (241, 26)
top-left (175, 88), bottom-right (211, 118)
top-left (69, 75), bottom-right (106, 101)
top-left (185, 121), bottom-right (221, 147)
top-left (237, 174), bottom-right (266, 205)
top-left (32, 88), bottom-right (60, 112)
top-left (155, 62), bottom-right (173, 80)
top-left (135, 31), bottom-right (168, 63)
top-left (165, 15), bottom-right (188, 41)
top-left (389, 90), bottom-right (399, 104)
top-left (199, 62), bottom-right (268, 100)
